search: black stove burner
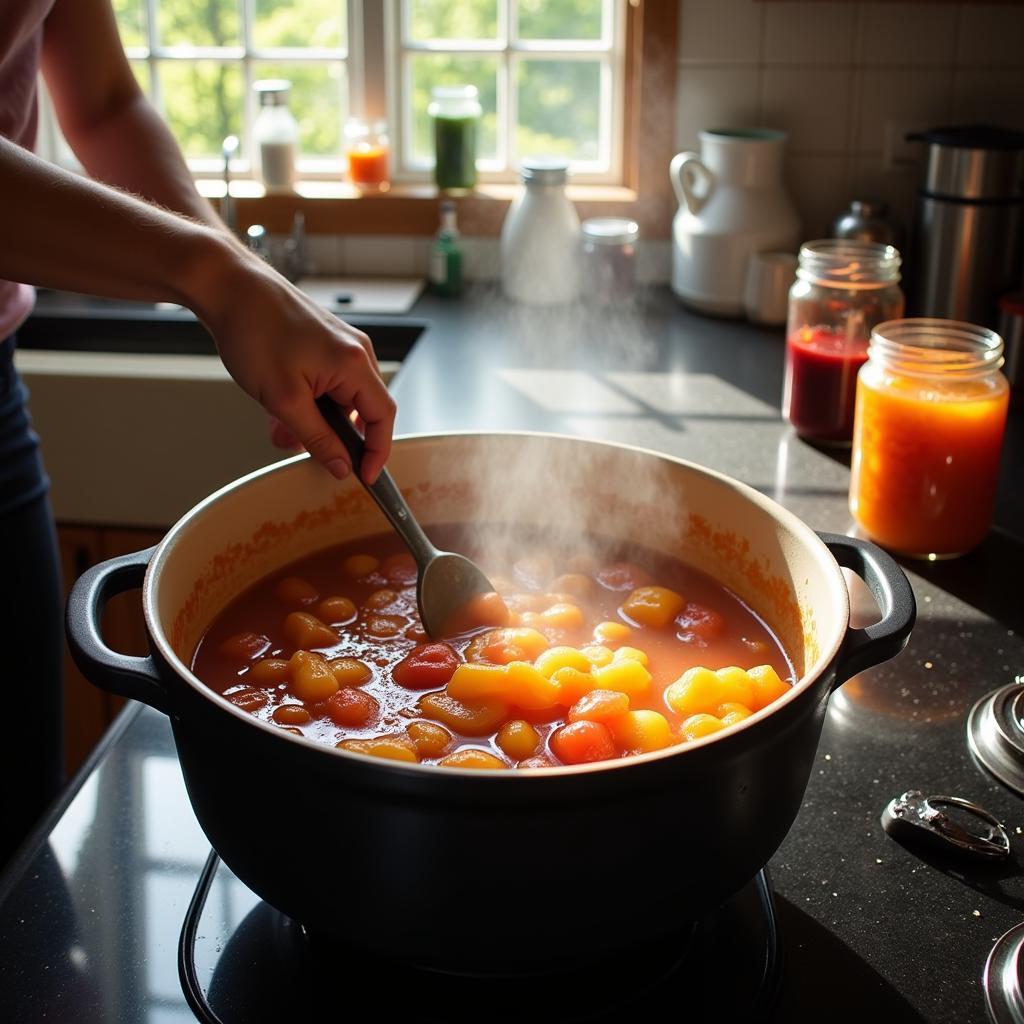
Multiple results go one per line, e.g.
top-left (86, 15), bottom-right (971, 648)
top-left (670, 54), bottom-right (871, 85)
top-left (180, 850), bottom-right (781, 1024)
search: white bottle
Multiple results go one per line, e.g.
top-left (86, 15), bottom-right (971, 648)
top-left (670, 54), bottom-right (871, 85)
top-left (500, 158), bottom-right (580, 305)
top-left (253, 79), bottom-right (299, 193)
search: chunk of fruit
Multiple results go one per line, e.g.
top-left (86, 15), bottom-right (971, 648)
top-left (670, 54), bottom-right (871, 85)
top-left (272, 703), bottom-right (312, 726)
top-left (717, 702), bottom-right (752, 727)
top-left (337, 735), bottom-right (419, 763)
top-left (343, 554), bottom-right (380, 578)
top-left (438, 748), bottom-right (507, 770)
top-left (407, 721), bottom-right (453, 758)
top-left (591, 658), bottom-right (652, 698)
top-left (497, 719), bottom-right (541, 760)
top-left (676, 603), bottom-right (726, 643)
top-left (465, 627), bottom-right (550, 665)
top-left (540, 603), bottom-right (584, 630)
top-left (419, 693), bottom-right (511, 736)
top-left (597, 562), bottom-right (651, 591)
top-left (534, 646), bottom-right (592, 678)
top-left (665, 667), bottom-right (724, 718)
top-left (246, 657), bottom-right (290, 686)
top-left (550, 720), bottom-right (618, 765)
top-left (622, 586), bottom-right (685, 629)
top-left (288, 650), bottom-right (340, 703)
top-left (549, 573), bottom-right (595, 599)
top-left (329, 657), bottom-right (372, 687)
top-left (364, 588), bottom-right (400, 612)
top-left (364, 614), bottom-right (406, 638)
top-left (505, 661), bottom-right (561, 710)
top-left (568, 689), bottom-right (630, 724)
top-left (593, 620), bottom-right (632, 645)
top-left (609, 709), bottom-right (673, 752)
top-left (219, 631), bottom-right (271, 662)
top-left (274, 576), bottom-right (319, 607)
top-left (393, 643), bottom-right (461, 690)
top-left (283, 612), bottom-right (338, 651)
top-left (318, 596), bottom-right (357, 624)
top-left (446, 662), bottom-right (509, 702)
top-left (325, 687), bottom-right (380, 728)
top-left (224, 686), bottom-right (269, 712)
top-left (382, 552), bottom-right (418, 586)
top-left (442, 591), bottom-right (512, 636)
top-left (680, 714), bottom-right (726, 741)
top-left (613, 645), bottom-right (649, 668)
top-left (551, 666), bottom-right (596, 706)
top-left (714, 666), bottom-right (756, 707)
top-left (517, 754), bottom-right (556, 769)
top-left (748, 665), bottom-right (791, 710)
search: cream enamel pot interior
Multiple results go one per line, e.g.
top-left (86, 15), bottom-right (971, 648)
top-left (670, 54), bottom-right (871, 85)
top-left (67, 433), bottom-right (915, 975)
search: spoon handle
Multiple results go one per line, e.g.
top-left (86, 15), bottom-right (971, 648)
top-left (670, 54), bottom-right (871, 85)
top-left (315, 396), bottom-right (438, 564)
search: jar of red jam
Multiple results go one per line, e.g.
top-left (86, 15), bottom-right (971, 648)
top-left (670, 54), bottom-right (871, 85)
top-left (782, 240), bottom-right (904, 443)
top-left (850, 318), bottom-right (1009, 559)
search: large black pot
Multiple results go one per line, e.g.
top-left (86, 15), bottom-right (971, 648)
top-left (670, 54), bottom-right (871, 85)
top-left (66, 434), bottom-right (914, 974)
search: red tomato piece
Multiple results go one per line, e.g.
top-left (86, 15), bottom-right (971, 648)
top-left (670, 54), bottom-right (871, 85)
top-left (324, 688), bottom-right (380, 728)
top-left (676, 602), bottom-right (726, 644)
top-left (596, 562), bottom-right (651, 592)
top-left (550, 720), bottom-right (618, 765)
top-left (392, 643), bottom-right (461, 690)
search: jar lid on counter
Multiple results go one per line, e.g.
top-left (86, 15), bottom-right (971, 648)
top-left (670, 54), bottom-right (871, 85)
top-left (519, 157), bottom-right (570, 185)
top-left (582, 217), bottom-right (639, 245)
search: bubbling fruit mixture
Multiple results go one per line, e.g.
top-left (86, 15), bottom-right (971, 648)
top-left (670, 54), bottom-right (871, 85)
top-left (192, 526), bottom-right (796, 769)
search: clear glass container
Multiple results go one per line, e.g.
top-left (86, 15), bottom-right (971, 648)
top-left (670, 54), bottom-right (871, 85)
top-left (253, 79), bottom-right (298, 193)
top-left (344, 117), bottom-right (390, 191)
top-left (850, 318), bottom-right (1009, 559)
top-left (782, 240), bottom-right (904, 444)
top-left (427, 85), bottom-right (482, 193)
top-left (581, 217), bottom-right (639, 304)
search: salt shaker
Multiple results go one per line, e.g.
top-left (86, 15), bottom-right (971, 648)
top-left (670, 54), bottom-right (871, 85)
top-left (499, 158), bottom-right (580, 305)
top-left (581, 217), bottom-right (639, 304)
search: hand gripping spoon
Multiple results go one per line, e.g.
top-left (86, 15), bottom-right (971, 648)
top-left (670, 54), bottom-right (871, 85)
top-left (315, 397), bottom-right (506, 638)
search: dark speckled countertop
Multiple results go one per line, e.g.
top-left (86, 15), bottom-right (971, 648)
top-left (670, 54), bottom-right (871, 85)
top-left (1, 285), bottom-right (1022, 1023)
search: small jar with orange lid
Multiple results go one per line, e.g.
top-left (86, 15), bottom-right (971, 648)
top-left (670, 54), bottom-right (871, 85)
top-left (849, 318), bottom-right (1010, 559)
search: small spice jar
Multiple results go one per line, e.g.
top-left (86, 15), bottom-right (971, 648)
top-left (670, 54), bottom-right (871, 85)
top-left (344, 117), bottom-right (390, 191)
top-left (782, 240), bottom-right (904, 444)
top-left (849, 318), bottom-right (1010, 559)
top-left (428, 85), bottom-right (481, 193)
top-left (581, 217), bottom-right (639, 304)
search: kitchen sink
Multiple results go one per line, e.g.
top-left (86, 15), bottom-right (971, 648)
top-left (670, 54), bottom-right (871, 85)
top-left (19, 291), bottom-right (428, 363)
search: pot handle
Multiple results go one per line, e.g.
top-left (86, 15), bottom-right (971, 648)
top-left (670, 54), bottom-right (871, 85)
top-left (669, 152), bottom-right (714, 214)
top-left (818, 532), bottom-right (916, 688)
top-left (65, 545), bottom-right (174, 716)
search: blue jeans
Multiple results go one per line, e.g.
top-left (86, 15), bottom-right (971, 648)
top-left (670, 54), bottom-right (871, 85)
top-left (0, 334), bottom-right (63, 866)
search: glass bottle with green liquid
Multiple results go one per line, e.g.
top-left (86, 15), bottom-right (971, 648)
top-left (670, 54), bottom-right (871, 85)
top-left (428, 85), bottom-right (481, 193)
top-left (429, 200), bottom-right (463, 297)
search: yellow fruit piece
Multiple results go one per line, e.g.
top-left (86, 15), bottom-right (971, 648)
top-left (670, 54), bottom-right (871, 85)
top-left (622, 586), bottom-right (685, 629)
top-left (665, 666), bottom-right (724, 718)
top-left (551, 666), bottom-right (596, 706)
top-left (609, 710), bottom-right (673, 752)
top-left (329, 657), bottom-right (372, 687)
top-left (419, 692), bottom-right (511, 736)
top-left (680, 714), bottom-right (726, 741)
top-left (246, 657), bottom-right (290, 687)
top-left (407, 721), bottom-right (452, 758)
top-left (446, 662), bottom-right (509, 703)
top-left (748, 665), bottom-right (791, 710)
top-left (549, 573), bottom-right (595, 599)
top-left (714, 666), bottom-right (756, 707)
top-left (613, 645), bottom-right (649, 668)
top-left (343, 554), bottom-right (380, 578)
top-left (540, 603), bottom-right (584, 630)
top-left (337, 735), bottom-right (419, 763)
top-left (497, 719), bottom-right (541, 760)
top-left (579, 644), bottom-right (613, 668)
top-left (534, 646), bottom-right (592, 678)
top-left (465, 627), bottom-right (550, 665)
top-left (438, 748), bottom-right (508, 770)
top-left (288, 650), bottom-right (340, 703)
top-left (594, 620), bottom-right (632, 645)
top-left (591, 658), bottom-right (652, 698)
top-left (283, 611), bottom-right (338, 651)
top-left (318, 596), bottom-right (357, 624)
top-left (718, 702), bottom-right (753, 728)
top-left (505, 661), bottom-right (561, 710)
top-left (275, 576), bottom-right (319, 607)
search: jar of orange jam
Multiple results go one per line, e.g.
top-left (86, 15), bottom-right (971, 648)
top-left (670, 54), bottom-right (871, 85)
top-left (849, 318), bottom-right (1009, 558)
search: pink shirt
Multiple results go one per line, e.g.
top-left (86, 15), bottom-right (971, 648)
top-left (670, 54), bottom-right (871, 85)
top-left (0, 0), bottom-right (55, 338)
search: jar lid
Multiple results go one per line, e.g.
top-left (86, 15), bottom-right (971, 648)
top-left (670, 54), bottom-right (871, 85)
top-left (254, 79), bottom-right (291, 106)
top-left (581, 217), bottom-right (639, 244)
top-left (520, 157), bottom-right (570, 185)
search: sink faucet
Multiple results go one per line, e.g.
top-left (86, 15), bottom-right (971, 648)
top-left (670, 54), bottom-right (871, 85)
top-left (221, 135), bottom-right (239, 234)
top-left (245, 213), bottom-right (306, 281)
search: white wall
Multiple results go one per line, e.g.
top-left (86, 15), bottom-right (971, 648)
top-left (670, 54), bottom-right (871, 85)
top-left (675, 0), bottom-right (1024, 239)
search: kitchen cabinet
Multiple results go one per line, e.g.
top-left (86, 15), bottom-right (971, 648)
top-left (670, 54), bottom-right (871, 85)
top-left (58, 523), bottom-right (165, 777)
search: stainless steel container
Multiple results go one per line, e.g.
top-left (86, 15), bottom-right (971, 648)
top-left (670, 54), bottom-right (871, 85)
top-left (909, 125), bottom-right (1024, 328)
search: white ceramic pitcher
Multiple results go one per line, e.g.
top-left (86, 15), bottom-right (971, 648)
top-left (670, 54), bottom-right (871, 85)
top-left (671, 129), bottom-right (800, 317)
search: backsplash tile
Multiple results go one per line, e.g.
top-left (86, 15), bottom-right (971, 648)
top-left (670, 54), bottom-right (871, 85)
top-left (955, 5), bottom-right (1024, 67)
top-left (678, 0), bottom-right (764, 64)
top-left (762, 2), bottom-right (859, 64)
top-left (761, 67), bottom-right (853, 154)
top-left (857, 3), bottom-right (958, 67)
top-left (675, 66), bottom-right (762, 152)
top-left (855, 67), bottom-right (953, 152)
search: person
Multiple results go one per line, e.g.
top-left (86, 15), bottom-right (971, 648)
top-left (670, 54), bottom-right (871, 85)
top-left (0, 0), bottom-right (396, 866)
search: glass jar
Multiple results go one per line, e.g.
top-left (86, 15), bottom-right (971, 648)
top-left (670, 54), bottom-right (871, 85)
top-left (253, 79), bottom-right (299, 193)
top-left (782, 240), bottom-right (904, 444)
top-left (849, 318), bottom-right (1010, 559)
top-left (344, 117), bottom-right (390, 191)
top-left (581, 217), bottom-right (639, 304)
top-left (428, 85), bottom-right (481, 193)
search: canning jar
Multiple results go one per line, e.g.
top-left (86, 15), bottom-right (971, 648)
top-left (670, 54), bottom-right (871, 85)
top-left (581, 217), bottom-right (639, 304)
top-left (344, 117), bottom-right (390, 191)
top-left (849, 318), bottom-right (1010, 559)
top-left (428, 85), bottom-right (481, 193)
top-left (782, 240), bottom-right (904, 443)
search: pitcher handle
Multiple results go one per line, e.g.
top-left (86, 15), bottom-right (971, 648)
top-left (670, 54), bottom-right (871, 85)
top-left (670, 152), bottom-right (714, 215)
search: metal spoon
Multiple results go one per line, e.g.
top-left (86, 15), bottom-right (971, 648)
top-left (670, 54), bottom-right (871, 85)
top-left (315, 396), bottom-right (502, 638)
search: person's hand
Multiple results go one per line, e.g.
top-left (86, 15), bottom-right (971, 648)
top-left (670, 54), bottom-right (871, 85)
top-left (194, 249), bottom-right (396, 484)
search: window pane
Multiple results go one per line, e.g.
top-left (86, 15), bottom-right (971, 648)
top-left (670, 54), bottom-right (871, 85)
top-left (409, 54), bottom-right (498, 163)
top-left (159, 0), bottom-right (240, 49)
top-left (517, 0), bottom-right (604, 41)
top-left (112, 0), bottom-right (146, 49)
top-left (253, 62), bottom-right (347, 158)
top-left (157, 61), bottom-right (244, 158)
top-left (516, 59), bottom-right (602, 163)
top-left (253, 0), bottom-right (346, 50)
top-left (408, 0), bottom-right (497, 41)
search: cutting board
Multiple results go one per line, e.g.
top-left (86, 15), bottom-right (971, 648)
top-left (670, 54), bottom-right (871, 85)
top-left (297, 277), bottom-right (425, 315)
